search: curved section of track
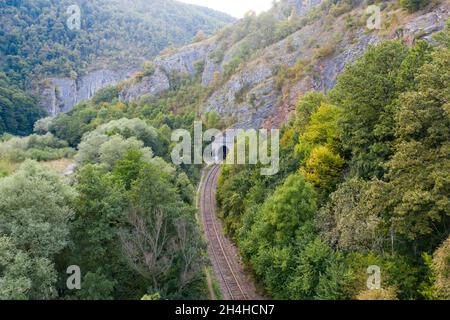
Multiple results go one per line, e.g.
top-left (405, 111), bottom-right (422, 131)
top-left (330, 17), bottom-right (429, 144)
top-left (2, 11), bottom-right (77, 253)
top-left (200, 165), bottom-right (260, 300)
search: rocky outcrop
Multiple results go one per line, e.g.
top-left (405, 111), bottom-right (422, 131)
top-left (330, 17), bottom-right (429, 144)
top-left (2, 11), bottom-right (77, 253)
top-left (119, 68), bottom-right (170, 102)
top-left (263, 2), bottom-right (450, 128)
top-left (119, 38), bottom-right (221, 98)
top-left (263, 31), bottom-right (380, 128)
top-left (41, 68), bottom-right (136, 116)
top-left (204, 64), bottom-right (275, 128)
top-left (314, 32), bottom-right (380, 91)
top-left (154, 40), bottom-right (216, 77)
top-left (272, 0), bottom-right (323, 19)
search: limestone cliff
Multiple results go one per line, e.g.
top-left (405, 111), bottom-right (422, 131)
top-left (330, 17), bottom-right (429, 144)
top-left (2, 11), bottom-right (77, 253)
top-left (55, 0), bottom-right (450, 129)
top-left (204, 1), bottom-right (449, 129)
top-left (41, 68), bottom-right (136, 116)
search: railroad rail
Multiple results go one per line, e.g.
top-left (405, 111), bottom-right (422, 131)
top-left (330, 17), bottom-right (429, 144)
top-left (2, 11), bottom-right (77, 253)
top-left (200, 165), bottom-right (249, 300)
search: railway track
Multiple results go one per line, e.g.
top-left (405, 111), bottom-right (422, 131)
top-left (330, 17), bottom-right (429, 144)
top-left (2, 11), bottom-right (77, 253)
top-left (200, 165), bottom-right (254, 300)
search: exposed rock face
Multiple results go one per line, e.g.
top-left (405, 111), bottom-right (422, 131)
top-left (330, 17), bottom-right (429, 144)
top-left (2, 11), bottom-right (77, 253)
top-left (41, 68), bottom-right (136, 116)
top-left (263, 31), bottom-right (381, 129)
top-left (119, 68), bottom-right (170, 102)
top-left (204, 3), bottom-right (449, 129)
top-left (119, 38), bottom-right (221, 99)
top-left (286, 0), bottom-right (323, 17)
top-left (314, 32), bottom-right (380, 91)
top-left (202, 57), bottom-right (222, 86)
top-left (263, 4), bottom-right (450, 128)
top-left (154, 40), bottom-right (216, 77)
top-left (272, 0), bottom-right (323, 19)
top-left (395, 4), bottom-right (449, 44)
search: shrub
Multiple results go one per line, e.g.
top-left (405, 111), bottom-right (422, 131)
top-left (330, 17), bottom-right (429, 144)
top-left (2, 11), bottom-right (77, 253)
top-left (400, 0), bottom-right (431, 12)
top-left (92, 86), bottom-right (119, 104)
top-left (193, 59), bottom-right (205, 75)
top-left (142, 61), bottom-right (156, 77)
top-left (432, 237), bottom-right (450, 299)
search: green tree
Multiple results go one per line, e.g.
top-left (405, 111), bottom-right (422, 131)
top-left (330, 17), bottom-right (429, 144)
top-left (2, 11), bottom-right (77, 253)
top-left (0, 72), bottom-right (45, 136)
top-left (0, 161), bottom-right (74, 299)
top-left (112, 149), bottom-right (147, 190)
top-left (385, 47), bottom-right (450, 246)
top-left (396, 40), bottom-right (433, 92)
top-left (400, 0), bottom-right (431, 12)
top-left (317, 178), bottom-right (384, 253)
top-left (287, 239), bottom-right (353, 300)
top-left (245, 174), bottom-right (316, 248)
top-left (293, 92), bottom-right (328, 133)
top-left (0, 161), bottom-right (74, 257)
top-left (301, 145), bottom-right (345, 199)
top-left (295, 103), bottom-right (342, 160)
top-left (74, 271), bottom-right (117, 300)
top-left (120, 162), bottom-right (206, 299)
top-left (238, 174), bottom-right (318, 297)
top-left (431, 237), bottom-right (450, 299)
top-left (332, 41), bottom-right (409, 179)
top-left (0, 235), bottom-right (57, 300)
top-left (68, 164), bottom-right (139, 299)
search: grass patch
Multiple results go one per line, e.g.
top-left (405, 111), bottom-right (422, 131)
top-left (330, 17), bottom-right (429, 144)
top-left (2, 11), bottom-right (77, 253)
top-left (40, 158), bottom-right (75, 174)
top-left (206, 267), bottom-right (222, 300)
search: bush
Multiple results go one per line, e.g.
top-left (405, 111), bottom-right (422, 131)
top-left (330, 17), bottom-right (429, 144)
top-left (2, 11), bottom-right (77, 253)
top-left (432, 237), bottom-right (450, 299)
top-left (357, 287), bottom-right (398, 300)
top-left (400, 0), bottom-right (431, 12)
top-left (33, 117), bottom-right (54, 134)
top-left (0, 161), bottom-right (75, 299)
top-left (0, 134), bottom-right (75, 162)
top-left (92, 86), bottom-right (119, 104)
top-left (74, 118), bottom-right (158, 168)
top-left (0, 158), bottom-right (15, 177)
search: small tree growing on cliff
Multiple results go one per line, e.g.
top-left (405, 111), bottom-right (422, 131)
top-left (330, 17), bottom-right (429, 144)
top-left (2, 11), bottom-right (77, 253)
top-left (192, 30), bottom-right (206, 43)
top-left (400, 0), bottom-right (430, 12)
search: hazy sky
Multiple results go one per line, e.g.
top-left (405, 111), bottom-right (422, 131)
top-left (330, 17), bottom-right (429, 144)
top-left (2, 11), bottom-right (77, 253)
top-left (179, 0), bottom-right (274, 18)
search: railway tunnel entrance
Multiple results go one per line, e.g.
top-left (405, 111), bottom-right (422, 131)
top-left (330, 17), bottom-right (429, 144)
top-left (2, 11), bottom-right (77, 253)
top-left (217, 145), bottom-right (229, 162)
top-left (212, 131), bottom-right (235, 164)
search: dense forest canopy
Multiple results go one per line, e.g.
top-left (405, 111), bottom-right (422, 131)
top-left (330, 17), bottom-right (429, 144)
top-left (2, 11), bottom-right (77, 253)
top-left (0, 57), bottom-right (217, 298)
top-left (0, 0), bottom-right (234, 136)
top-left (0, 72), bottom-right (45, 136)
top-left (216, 23), bottom-right (450, 300)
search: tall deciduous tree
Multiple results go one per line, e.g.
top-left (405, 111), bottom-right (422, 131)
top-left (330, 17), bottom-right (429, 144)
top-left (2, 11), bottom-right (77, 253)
top-left (332, 41), bottom-right (409, 179)
top-left (0, 161), bottom-right (74, 299)
top-left (385, 47), bottom-right (450, 246)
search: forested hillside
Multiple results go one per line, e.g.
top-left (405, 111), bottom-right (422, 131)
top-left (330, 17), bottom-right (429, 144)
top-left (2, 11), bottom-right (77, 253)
top-left (217, 24), bottom-right (450, 300)
top-left (0, 0), bottom-right (234, 136)
top-left (0, 116), bottom-right (207, 299)
top-left (0, 72), bottom-right (45, 136)
top-left (0, 0), bottom-right (449, 301)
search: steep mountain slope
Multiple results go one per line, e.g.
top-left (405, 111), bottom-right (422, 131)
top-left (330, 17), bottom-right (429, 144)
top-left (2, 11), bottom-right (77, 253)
top-left (117, 0), bottom-right (449, 129)
top-left (0, 0), bottom-right (235, 121)
top-left (0, 72), bottom-right (44, 135)
top-left (1, 0), bottom-right (449, 302)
